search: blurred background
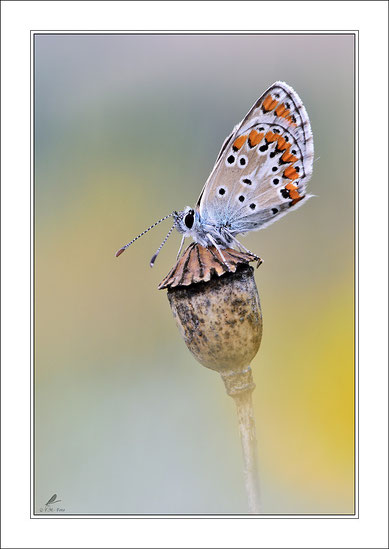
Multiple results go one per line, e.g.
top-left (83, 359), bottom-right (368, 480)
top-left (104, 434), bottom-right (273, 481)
top-left (34, 34), bottom-right (354, 514)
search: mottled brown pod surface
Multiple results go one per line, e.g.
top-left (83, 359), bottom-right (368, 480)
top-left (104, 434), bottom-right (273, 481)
top-left (167, 263), bottom-right (262, 374)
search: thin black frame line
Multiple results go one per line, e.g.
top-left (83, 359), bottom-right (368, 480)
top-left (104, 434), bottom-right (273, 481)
top-left (31, 32), bottom-right (36, 520)
top-left (353, 31), bottom-right (357, 517)
top-left (31, 30), bottom-right (358, 35)
top-left (31, 30), bottom-right (358, 519)
top-left (32, 512), bottom-right (357, 518)
top-left (355, 29), bottom-right (360, 518)
top-left (30, 513), bottom-right (357, 518)
top-left (30, 29), bottom-right (359, 520)
top-left (30, 28), bottom-right (32, 519)
top-left (19, 0), bottom-right (380, 2)
top-left (357, 27), bottom-right (360, 519)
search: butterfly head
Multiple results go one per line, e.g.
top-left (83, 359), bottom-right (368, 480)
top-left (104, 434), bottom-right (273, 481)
top-left (174, 207), bottom-right (199, 236)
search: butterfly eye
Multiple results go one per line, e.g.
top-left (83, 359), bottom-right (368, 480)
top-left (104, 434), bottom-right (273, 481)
top-left (271, 208), bottom-right (278, 215)
top-left (184, 211), bottom-right (195, 229)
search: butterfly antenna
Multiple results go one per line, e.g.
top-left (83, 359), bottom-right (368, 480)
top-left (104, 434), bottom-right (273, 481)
top-left (115, 212), bottom-right (176, 257)
top-left (150, 224), bottom-right (176, 267)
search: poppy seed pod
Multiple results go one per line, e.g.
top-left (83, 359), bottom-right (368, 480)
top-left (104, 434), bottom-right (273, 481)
top-left (166, 263), bottom-right (262, 387)
top-left (160, 244), bottom-right (263, 513)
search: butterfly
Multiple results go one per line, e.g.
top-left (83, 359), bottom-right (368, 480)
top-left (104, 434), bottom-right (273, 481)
top-left (116, 81), bottom-right (314, 269)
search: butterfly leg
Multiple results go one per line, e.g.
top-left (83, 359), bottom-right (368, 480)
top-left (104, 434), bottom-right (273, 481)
top-left (176, 235), bottom-right (186, 260)
top-left (206, 233), bottom-right (229, 266)
top-left (225, 231), bottom-right (262, 266)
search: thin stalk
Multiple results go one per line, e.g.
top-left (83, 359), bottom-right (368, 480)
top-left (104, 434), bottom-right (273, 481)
top-left (221, 367), bottom-right (261, 513)
top-left (231, 390), bottom-right (261, 513)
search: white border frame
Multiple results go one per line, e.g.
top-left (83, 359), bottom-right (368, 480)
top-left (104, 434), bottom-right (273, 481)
top-left (1, 2), bottom-right (387, 548)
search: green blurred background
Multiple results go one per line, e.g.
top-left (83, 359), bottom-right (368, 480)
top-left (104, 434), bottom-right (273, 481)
top-left (34, 34), bottom-right (354, 514)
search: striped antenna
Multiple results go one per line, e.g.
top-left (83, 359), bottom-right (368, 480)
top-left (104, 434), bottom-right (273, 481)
top-left (115, 213), bottom-right (175, 258)
top-left (150, 224), bottom-right (176, 267)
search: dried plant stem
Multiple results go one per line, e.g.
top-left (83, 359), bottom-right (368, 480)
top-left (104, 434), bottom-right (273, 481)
top-left (232, 391), bottom-right (261, 513)
top-left (221, 367), bottom-right (261, 513)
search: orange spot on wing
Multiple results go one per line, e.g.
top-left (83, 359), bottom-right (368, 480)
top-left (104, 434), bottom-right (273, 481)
top-left (285, 183), bottom-right (300, 199)
top-left (262, 95), bottom-right (278, 112)
top-left (248, 130), bottom-right (263, 147)
top-left (276, 136), bottom-right (286, 149)
top-left (233, 135), bottom-right (247, 150)
top-left (291, 195), bottom-right (304, 206)
top-left (281, 151), bottom-right (298, 164)
top-left (265, 131), bottom-right (277, 142)
top-left (285, 115), bottom-right (297, 127)
top-left (284, 166), bottom-right (299, 180)
top-left (275, 104), bottom-right (291, 119)
top-left (276, 136), bottom-right (290, 151)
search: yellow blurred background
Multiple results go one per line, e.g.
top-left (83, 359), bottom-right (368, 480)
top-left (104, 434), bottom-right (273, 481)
top-left (34, 33), bottom-right (354, 514)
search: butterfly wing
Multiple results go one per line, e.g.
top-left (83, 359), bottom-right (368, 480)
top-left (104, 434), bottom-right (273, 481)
top-left (197, 81), bottom-right (314, 235)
